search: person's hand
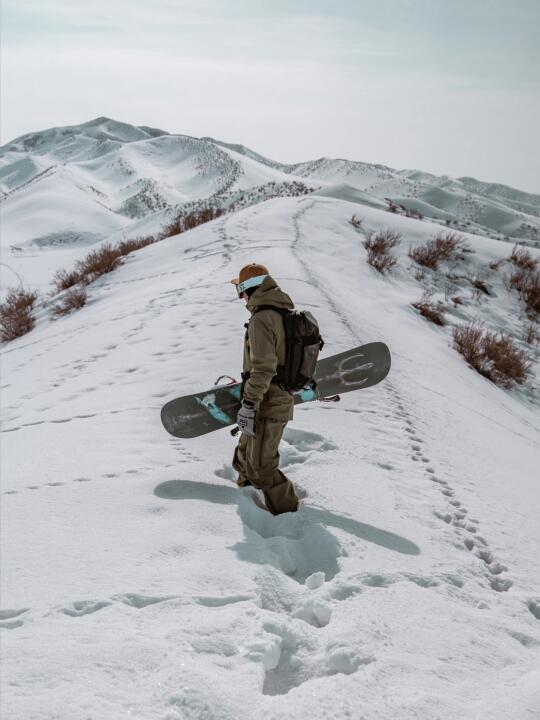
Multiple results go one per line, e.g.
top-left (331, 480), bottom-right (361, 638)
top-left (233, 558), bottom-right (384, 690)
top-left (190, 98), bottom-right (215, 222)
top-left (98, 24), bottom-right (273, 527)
top-left (237, 400), bottom-right (256, 436)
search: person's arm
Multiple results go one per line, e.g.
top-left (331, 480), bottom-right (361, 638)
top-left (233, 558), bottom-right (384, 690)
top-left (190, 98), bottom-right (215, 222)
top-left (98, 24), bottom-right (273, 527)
top-left (242, 312), bottom-right (278, 408)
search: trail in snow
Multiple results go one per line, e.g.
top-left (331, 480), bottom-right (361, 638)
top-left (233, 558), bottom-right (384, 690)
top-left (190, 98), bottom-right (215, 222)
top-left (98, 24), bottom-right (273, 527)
top-left (2, 196), bottom-right (539, 719)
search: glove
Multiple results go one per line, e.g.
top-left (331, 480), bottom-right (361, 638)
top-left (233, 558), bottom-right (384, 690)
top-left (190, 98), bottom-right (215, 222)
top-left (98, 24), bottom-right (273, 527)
top-left (237, 400), bottom-right (256, 437)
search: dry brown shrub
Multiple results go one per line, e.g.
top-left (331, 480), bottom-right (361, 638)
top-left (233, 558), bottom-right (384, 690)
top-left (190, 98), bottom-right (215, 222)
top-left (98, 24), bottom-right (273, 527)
top-left (452, 296), bottom-right (464, 306)
top-left (453, 323), bottom-right (530, 388)
top-left (409, 231), bottom-right (471, 271)
top-left (52, 268), bottom-right (85, 293)
top-left (160, 218), bottom-right (184, 238)
top-left (75, 242), bottom-right (123, 281)
top-left (509, 245), bottom-right (538, 271)
top-left (507, 268), bottom-right (529, 294)
top-left (0, 288), bottom-right (38, 341)
top-left (522, 272), bottom-right (540, 315)
top-left (52, 286), bottom-right (88, 317)
top-left (509, 269), bottom-right (540, 315)
top-left (363, 228), bottom-right (401, 273)
top-left (160, 207), bottom-right (224, 239)
top-left (412, 291), bottom-right (445, 326)
top-left (116, 235), bottom-right (156, 256)
top-left (469, 274), bottom-right (490, 296)
top-left (524, 322), bottom-right (540, 345)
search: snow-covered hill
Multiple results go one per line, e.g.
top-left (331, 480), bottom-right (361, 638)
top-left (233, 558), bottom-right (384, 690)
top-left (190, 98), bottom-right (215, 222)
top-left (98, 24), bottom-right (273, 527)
top-left (0, 119), bottom-right (320, 293)
top-left (209, 140), bottom-right (540, 244)
top-left (2, 191), bottom-right (539, 719)
top-left (2, 118), bottom-right (539, 297)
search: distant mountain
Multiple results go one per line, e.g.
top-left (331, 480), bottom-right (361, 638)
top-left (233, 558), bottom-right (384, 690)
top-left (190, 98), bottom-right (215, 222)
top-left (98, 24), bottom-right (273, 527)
top-left (1, 117), bottom-right (539, 293)
top-left (208, 139), bottom-right (540, 243)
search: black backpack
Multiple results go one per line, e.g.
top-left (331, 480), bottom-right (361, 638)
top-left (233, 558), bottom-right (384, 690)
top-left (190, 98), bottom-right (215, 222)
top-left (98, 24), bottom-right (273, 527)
top-left (255, 306), bottom-right (324, 392)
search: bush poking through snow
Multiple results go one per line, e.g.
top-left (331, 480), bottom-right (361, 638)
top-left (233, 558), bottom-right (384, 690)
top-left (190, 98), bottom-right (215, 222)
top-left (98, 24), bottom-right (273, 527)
top-left (508, 269), bottom-right (540, 316)
top-left (0, 288), bottom-right (38, 341)
top-left (363, 228), bottom-right (401, 273)
top-left (522, 273), bottom-right (540, 316)
top-left (52, 268), bottom-right (85, 293)
top-left (76, 242), bottom-right (124, 281)
top-left (509, 245), bottom-right (538, 271)
top-left (524, 322), bottom-right (540, 345)
top-left (350, 215), bottom-right (363, 229)
top-left (52, 286), bottom-right (88, 318)
top-left (412, 291), bottom-right (445, 326)
top-left (453, 323), bottom-right (530, 388)
top-left (52, 236), bottom-right (157, 295)
top-left (160, 207), bottom-right (224, 240)
top-left (409, 231), bottom-right (472, 271)
top-left (469, 274), bottom-right (491, 296)
top-left (116, 235), bottom-right (156, 255)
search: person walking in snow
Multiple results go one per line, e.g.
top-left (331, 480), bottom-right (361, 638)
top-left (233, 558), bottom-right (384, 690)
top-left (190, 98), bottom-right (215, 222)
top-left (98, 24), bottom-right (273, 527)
top-left (231, 263), bottom-right (299, 515)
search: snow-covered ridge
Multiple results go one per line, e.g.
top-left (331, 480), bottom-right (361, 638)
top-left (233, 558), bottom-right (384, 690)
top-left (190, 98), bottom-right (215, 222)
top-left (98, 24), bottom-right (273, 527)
top-left (1, 117), bottom-right (539, 298)
top-left (1, 195), bottom-right (539, 718)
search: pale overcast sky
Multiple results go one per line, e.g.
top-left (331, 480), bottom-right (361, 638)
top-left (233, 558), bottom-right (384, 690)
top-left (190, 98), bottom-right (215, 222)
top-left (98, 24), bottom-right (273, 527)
top-left (1, 0), bottom-right (539, 192)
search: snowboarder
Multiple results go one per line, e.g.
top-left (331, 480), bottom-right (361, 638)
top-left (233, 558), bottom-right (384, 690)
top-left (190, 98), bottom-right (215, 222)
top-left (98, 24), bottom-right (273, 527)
top-left (231, 263), bottom-right (299, 515)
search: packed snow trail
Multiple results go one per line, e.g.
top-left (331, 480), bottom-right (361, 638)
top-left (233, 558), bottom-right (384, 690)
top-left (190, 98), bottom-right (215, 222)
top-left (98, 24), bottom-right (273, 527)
top-left (1, 196), bottom-right (539, 719)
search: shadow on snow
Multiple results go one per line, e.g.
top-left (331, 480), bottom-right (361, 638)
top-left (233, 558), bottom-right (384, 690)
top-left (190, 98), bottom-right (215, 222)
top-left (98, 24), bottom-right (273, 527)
top-left (154, 480), bottom-right (420, 583)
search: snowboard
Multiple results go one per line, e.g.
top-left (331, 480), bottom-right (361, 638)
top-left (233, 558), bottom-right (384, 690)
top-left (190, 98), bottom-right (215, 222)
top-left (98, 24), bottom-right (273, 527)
top-left (161, 342), bottom-right (390, 438)
top-left (161, 342), bottom-right (390, 439)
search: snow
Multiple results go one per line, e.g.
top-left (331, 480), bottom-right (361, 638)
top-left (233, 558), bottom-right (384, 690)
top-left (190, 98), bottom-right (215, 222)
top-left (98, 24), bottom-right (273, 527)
top-left (2, 118), bottom-right (540, 302)
top-left (2, 188), bottom-right (540, 719)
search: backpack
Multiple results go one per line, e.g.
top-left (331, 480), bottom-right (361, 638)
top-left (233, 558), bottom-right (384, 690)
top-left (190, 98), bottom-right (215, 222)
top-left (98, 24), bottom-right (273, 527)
top-left (255, 306), bottom-right (324, 392)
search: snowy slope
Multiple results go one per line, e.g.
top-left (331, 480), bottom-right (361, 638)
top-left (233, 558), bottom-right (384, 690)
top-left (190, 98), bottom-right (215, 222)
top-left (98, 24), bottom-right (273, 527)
top-left (209, 139), bottom-right (540, 244)
top-left (2, 196), bottom-right (539, 719)
top-left (2, 118), bottom-right (540, 300)
top-left (0, 119), bottom-right (319, 295)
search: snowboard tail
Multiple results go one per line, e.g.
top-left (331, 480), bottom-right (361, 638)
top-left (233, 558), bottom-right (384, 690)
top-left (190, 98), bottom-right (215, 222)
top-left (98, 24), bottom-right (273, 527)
top-left (161, 342), bottom-right (390, 439)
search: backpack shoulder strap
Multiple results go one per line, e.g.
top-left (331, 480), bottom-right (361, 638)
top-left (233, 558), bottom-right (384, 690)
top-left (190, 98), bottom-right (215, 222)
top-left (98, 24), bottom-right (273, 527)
top-left (253, 305), bottom-right (291, 316)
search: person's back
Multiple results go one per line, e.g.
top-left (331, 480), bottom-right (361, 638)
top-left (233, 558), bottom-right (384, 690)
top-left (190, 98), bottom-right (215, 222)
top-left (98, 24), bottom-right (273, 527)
top-left (231, 264), bottom-right (299, 515)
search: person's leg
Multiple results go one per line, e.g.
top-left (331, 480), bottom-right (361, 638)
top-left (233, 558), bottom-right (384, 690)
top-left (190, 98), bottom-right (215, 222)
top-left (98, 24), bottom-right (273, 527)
top-left (232, 433), bottom-right (251, 487)
top-left (245, 418), bottom-right (298, 515)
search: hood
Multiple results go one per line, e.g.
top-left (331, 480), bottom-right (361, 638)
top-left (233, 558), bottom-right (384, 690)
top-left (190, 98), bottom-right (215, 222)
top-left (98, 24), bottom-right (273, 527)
top-left (246, 275), bottom-right (294, 313)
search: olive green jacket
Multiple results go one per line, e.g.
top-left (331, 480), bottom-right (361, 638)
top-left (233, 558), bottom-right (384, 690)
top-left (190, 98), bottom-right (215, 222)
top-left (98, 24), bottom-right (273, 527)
top-left (242, 276), bottom-right (295, 421)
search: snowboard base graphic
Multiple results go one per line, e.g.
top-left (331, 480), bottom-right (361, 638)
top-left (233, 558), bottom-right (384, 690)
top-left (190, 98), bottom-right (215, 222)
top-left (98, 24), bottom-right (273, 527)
top-left (161, 342), bottom-right (390, 439)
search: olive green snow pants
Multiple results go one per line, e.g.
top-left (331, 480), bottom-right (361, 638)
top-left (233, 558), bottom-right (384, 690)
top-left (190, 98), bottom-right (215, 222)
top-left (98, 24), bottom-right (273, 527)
top-left (232, 418), bottom-right (298, 515)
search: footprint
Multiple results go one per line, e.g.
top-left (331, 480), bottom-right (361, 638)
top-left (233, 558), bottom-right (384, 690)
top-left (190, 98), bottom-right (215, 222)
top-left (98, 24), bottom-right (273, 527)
top-left (526, 599), bottom-right (540, 620)
top-left (215, 465), bottom-right (236, 482)
top-left (0, 608), bottom-right (29, 629)
top-left (434, 511), bottom-right (452, 524)
top-left (327, 644), bottom-right (374, 675)
top-left (195, 594), bottom-right (253, 608)
top-left (62, 600), bottom-right (112, 617)
top-left (117, 593), bottom-right (176, 609)
top-left (490, 577), bottom-right (513, 592)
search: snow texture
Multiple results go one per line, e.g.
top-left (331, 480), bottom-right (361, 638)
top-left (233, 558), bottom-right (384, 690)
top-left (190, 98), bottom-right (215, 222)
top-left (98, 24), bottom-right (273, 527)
top-left (1, 120), bottom-right (540, 720)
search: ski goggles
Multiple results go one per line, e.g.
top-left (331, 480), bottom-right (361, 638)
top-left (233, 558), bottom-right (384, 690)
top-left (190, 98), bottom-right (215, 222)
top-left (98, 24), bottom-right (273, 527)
top-left (234, 274), bottom-right (268, 298)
